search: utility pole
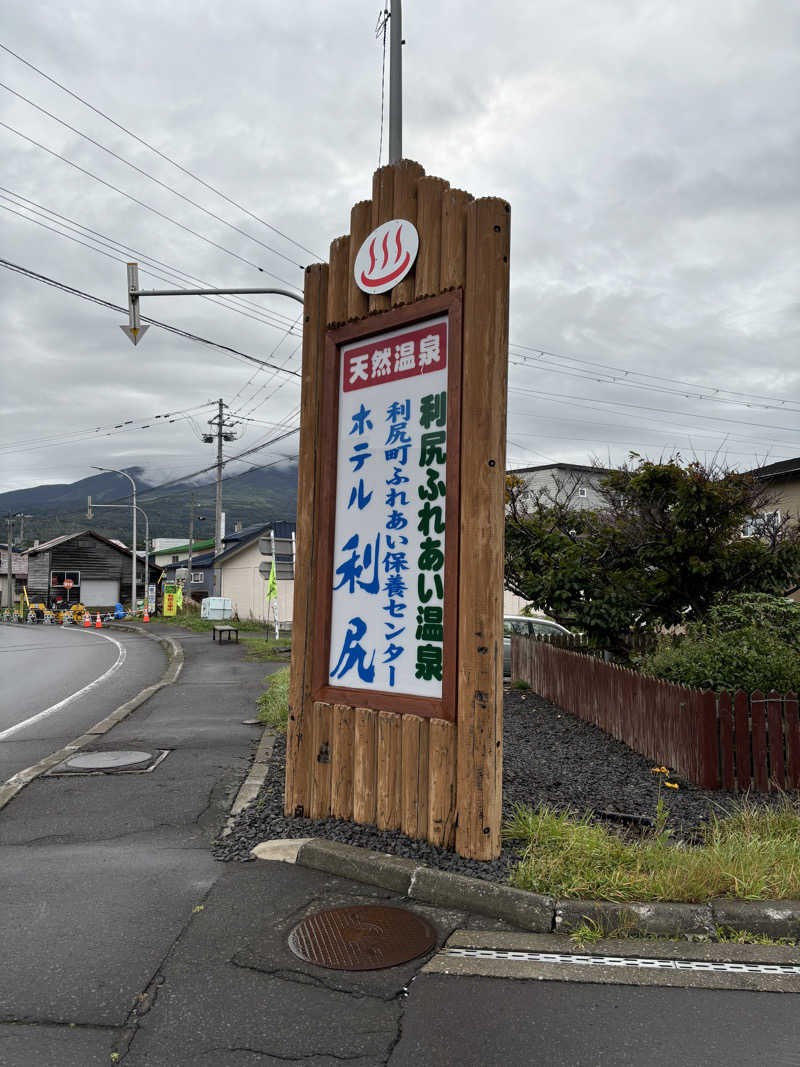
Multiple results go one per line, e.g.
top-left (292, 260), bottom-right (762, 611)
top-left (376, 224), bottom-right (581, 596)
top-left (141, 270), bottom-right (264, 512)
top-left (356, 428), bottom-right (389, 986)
top-left (5, 514), bottom-right (12, 612)
top-left (187, 493), bottom-right (195, 590)
top-left (389, 0), bottom-right (403, 164)
top-left (203, 399), bottom-right (238, 590)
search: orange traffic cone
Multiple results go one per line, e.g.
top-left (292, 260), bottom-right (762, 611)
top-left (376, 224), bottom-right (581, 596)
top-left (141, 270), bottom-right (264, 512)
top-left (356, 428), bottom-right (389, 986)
top-left (143, 608), bottom-right (150, 623)
top-left (95, 613), bottom-right (103, 629)
top-left (83, 612), bottom-right (91, 628)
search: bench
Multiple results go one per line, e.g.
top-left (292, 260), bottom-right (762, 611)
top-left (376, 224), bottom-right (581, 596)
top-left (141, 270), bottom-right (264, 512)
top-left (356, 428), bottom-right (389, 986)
top-left (212, 624), bottom-right (239, 643)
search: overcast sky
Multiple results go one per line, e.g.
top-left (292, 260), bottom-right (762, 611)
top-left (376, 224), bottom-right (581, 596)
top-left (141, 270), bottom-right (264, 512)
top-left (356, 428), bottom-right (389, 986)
top-left (1, 0), bottom-right (798, 495)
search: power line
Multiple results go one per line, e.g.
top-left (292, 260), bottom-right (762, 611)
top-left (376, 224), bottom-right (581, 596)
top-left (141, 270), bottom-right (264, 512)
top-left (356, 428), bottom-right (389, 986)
top-left (0, 121), bottom-right (302, 291)
top-left (0, 81), bottom-right (306, 270)
top-left (0, 187), bottom-right (302, 331)
top-left (508, 343), bottom-right (800, 414)
top-left (0, 258), bottom-right (302, 377)
top-left (0, 41), bottom-right (323, 261)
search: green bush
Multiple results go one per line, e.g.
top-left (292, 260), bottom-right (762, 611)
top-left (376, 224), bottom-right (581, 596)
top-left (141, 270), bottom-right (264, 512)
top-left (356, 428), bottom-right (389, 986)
top-left (256, 667), bottom-right (290, 731)
top-left (641, 594), bottom-right (800, 692)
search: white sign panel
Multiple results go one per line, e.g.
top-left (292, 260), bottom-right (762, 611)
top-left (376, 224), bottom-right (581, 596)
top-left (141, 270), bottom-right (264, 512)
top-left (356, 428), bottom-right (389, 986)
top-left (353, 219), bottom-right (419, 295)
top-left (329, 314), bottom-right (448, 698)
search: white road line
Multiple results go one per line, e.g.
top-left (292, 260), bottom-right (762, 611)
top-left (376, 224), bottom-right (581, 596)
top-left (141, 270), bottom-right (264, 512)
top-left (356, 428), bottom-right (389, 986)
top-left (0, 630), bottom-right (127, 741)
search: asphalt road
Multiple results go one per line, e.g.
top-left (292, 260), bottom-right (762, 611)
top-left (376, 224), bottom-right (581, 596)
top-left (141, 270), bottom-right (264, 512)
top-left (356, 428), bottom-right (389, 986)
top-left (0, 624), bottom-right (167, 785)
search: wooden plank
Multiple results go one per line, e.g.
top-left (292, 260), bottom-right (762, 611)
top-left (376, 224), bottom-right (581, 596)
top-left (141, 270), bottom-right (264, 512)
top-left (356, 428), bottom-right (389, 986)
top-left (439, 187), bottom-right (473, 291)
top-left (784, 693), bottom-right (800, 789)
top-left (766, 690), bottom-right (786, 791)
top-left (718, 691), bottom-right (735, 791)
top-left (415, 176), bottom-right (448, 300)
top-left (750, 691), bottom-right (769, 791)
top-left (347, 200), bottom-right (372, 321)
top-left (401, 714), bottom-right (429, 839)
top-left (285, 262), bottom-right (329, 818)
top-left (455, 196), bottom-right (510, 861)
top-left (391, 159), bottom-right (425, 307)
top-left (733, 689), bottom-right (751, 791)
top-left (330, 703), bottom-right (355, 820)
top-left (428, 717), bottom-right (457, 849)
top-left (376, 710), bottom-right (403, 830)
top-left (369, 164), bottom-right (396, 314)
top-left (353, 706), bottom-right (378, 825)
top-left (310, 701), bottom-right (333, 818)
top-left (326, 235), bottom-right (350, 326)
top-left (697, 690), bottom-right (720, 789)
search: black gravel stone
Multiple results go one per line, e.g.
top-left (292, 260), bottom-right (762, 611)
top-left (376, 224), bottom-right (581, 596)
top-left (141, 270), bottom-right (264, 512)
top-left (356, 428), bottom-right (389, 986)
top-left (214, 687), bottom-right (797, 884)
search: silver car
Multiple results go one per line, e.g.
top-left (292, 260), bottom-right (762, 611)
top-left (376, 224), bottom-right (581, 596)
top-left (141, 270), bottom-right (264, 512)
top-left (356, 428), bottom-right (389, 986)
top-left (503, 615), bottom-right (571, 677)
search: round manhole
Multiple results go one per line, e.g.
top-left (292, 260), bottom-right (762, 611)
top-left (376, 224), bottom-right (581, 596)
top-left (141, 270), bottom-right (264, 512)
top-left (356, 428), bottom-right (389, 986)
top-left (62, 750), bottom-right (154, 772)
top-left (288, 905), bottom-right (437, 972)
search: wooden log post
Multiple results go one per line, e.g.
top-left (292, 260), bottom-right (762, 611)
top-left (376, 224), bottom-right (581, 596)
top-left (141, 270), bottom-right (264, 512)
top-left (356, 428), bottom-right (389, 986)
top-left (347, 201), bottom-right (372, 321)
top-left (369, 165), bottom-right (396, 314)
top-left (376, 711), bottom-right (402, 830)
top-left (401, 714), bottom-right (429, 839)
top-left (285, 263), bottom-right (329, 819)
top-left (455, 197), bottom-right (510, 860)
top-left (428, 717), bottom-right (457, 849)
top-left (327, 236), bottom-right (351, 327)
top-left (353, 707), bottom-right (378, 825)
top-left (330, 703), bottom-right (355, 819)
top-left (310, 701), bottom-right (334, 818)
top-left (391, 159), bottom-right (425, 308)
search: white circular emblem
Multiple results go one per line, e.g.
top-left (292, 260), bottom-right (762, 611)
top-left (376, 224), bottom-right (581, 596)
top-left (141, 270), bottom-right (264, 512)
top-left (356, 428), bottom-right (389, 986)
top-left (353, 219), bottom-right (419, 295)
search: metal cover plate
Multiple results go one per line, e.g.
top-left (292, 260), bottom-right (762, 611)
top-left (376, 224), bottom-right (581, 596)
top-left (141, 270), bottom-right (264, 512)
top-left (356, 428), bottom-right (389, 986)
top-left (288, 905), bottom-right (437, 971)
top-left (46, 749), bottom-right (170, 775)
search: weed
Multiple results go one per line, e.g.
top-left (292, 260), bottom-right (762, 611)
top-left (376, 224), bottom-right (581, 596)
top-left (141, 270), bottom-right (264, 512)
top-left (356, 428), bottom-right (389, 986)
top-left (715, 926), bottom-right (796, 946)
top-left (568, 920), bottom-right (604, 947)
top-left (505, 795), bottom-right (800, 903)
top-left (511, 679), bottom-right (531, 690)
top-left (257, 667), bottom-right (290, 732)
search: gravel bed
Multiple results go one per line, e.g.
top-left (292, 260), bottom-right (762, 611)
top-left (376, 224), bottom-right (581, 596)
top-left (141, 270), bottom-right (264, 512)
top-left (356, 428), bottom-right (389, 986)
top-left (215, 687), bottom-right (797, 884)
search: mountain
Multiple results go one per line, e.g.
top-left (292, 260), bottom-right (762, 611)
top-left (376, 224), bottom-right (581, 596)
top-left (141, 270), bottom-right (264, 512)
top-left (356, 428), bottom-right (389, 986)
top-left (0, 465), bottom-right (298, 548)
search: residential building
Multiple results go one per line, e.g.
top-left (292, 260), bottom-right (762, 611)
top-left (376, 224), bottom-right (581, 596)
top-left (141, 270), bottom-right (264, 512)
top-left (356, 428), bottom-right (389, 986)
top-left (25, 530), bottom-right (148, 608)
top-left (508, 462), bottom-right (611, 511)
top-left (0, 544), bottom-right (28, 609)
top-left (218, 521), bottom-right (295, 623)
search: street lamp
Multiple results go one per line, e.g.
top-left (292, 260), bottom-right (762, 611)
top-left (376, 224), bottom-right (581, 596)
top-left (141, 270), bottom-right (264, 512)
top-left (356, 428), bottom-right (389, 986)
top-left (88, 498), bottom-right (150, 614)
top-left (91, 466), bottom-right (138, 613)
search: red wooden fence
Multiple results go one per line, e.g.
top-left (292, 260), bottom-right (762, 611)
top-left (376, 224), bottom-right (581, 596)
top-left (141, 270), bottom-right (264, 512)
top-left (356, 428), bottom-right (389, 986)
top-left (511, 636), bottom-right (800, 792)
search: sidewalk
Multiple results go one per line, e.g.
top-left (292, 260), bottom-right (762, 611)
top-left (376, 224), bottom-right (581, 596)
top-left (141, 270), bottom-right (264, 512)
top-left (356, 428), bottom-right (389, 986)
top-left (0, 624), bottom-right (506, 1066)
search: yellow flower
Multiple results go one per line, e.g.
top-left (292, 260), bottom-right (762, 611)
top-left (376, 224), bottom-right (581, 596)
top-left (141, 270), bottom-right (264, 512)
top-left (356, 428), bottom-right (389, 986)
top-left (665, 781), bottom-right (679, 789)
top-left (650, 766), bottom-right (669, 775)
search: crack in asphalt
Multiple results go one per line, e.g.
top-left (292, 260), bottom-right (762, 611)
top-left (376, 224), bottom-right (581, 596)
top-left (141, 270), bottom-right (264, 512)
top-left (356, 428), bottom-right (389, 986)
top-left (0, 1019), bottom-right (118, 1033)
top-left (228, 960), bottom-right (402, 1003)
top-left (201, 1045), bottom-right (385, 1062)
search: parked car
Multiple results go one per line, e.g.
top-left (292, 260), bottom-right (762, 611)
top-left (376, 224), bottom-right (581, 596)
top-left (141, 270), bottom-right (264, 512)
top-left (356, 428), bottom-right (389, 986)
top-left (503, 615), bottom-right (572, 677)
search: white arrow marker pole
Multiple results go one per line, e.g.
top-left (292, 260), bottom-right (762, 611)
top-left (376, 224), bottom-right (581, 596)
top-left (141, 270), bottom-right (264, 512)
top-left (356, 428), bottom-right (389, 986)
top-left (121, 261), bottom-right (149, 346)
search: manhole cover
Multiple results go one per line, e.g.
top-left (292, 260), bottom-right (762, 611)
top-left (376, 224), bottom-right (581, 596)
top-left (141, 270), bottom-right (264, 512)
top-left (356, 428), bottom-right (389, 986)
top-left (46, 750), bottom-right (170, 775)
top-left (288, 905), bottom-right (437, 971)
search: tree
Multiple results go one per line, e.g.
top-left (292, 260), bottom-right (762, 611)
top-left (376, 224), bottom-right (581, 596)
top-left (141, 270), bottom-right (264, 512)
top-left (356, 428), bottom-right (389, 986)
top-left (504, 456), bottom-right (800, 649)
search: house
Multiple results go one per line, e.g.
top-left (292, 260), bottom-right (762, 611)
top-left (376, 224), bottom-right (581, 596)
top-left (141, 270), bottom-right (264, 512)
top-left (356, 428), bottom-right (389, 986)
top-left (750, 457), bottom-right (800, 603)
top-left (25, 530), bottom-right (149, 609)
top-left (218, 521), bottom-right (296, 623)
top-left (508, 462), bottom-right (611, 511)
top-left (0, 544), bottom-right (28, 609)
top-left (152, 538), bottom-right (215, 569)
top-left (504, 463), bottom-right (612, 615)
top-left (750, 457), bottom-right (800, 522)
top-left (161, 549), bottom-right (216, 603)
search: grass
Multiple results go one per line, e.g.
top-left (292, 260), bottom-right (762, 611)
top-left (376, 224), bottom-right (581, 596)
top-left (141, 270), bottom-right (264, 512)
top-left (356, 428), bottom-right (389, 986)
top-left (152, 613), bottom-right (274, 634)
top-left (256, 667), bottom-right (290, 732)
top-left (241, 635), bottom-right (292, 662)
top-left (505, 796), bottom-right (800, 904)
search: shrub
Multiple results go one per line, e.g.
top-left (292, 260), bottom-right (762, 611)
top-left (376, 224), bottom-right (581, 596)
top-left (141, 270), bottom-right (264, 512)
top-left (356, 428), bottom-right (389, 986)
top-left (641, 628), bottom-right (800, 692)
top-left (641, 593), bottom-right (800, 692)
top-left (256, 667), bottom-right (290, 731)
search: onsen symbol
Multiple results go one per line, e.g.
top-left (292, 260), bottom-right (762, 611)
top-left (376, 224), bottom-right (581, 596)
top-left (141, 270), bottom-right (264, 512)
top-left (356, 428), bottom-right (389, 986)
top-left (354, 219), bottom-right (419, 295)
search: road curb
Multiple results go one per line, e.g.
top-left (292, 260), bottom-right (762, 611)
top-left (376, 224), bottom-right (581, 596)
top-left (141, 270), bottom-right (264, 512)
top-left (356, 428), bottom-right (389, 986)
top-left (250, 837), bottom-right (800, 942)
top-left (0, 627), bottom-right (183, 812)
top-left (222, 726), bottom-right (278, 836)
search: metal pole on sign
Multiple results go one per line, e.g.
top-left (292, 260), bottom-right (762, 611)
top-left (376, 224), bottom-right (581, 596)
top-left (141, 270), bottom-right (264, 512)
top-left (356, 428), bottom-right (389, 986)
top-left (270, 528), bottom-right (279, 640)
top-left (389, 0), bottom-right (403, 164)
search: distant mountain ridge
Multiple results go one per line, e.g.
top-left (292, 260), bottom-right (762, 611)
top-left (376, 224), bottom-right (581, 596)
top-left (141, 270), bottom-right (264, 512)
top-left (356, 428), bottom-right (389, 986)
top-left (0, 464), bottom-right (298, 548)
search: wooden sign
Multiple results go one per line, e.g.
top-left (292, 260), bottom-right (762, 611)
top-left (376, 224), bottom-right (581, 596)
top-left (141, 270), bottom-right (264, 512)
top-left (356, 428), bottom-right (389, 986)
top-left (287, 159), bottom-right (510, 860)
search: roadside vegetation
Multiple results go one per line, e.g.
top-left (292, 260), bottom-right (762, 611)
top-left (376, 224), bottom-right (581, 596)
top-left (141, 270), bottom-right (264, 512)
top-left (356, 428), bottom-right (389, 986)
top-left (639, 593), bottom-right (800, 693)
top-left (241, 635), bottom-right (292, 663)
top-left (152, 613), bottom-right (272, 634)
top-left (256, 667), bottom-right (290, 732)
top-left (504, 795), bottom-right (800, 903)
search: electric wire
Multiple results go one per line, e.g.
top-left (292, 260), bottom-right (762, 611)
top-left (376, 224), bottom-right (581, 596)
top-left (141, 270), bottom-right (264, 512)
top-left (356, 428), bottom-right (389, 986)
top-left (0, 187), bottom-right (302, 330)
top-left (0, 121), bottom-right (302, 291)
top-left (0, 41), bottom-right (323, 261)
top-left (0, 258), bottom-right (302, 377)
top-left (0, 81), bottom-right (306, 270)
